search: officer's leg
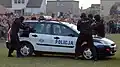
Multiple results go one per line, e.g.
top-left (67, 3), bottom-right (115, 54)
top-left (16, 44), bottom-right (23, 58)
top-left (75, 36), bottom-right (80, 59)
top-left (91, 45), bottom-right (97, 61)
top-left (88, 35), bottom-right (98, 61)
top-left (8, 38), bottom-right (15, 57)
top-left (8, 48), bottom-right (14, 57)
top-left (16, 47), bottom-right (22, 58)
top-left (75, 34), bottom-right (84, 59)
top-left (17, 45), bottom-right (23, 58)
top-left (16, 39), bottom-right (23, 58)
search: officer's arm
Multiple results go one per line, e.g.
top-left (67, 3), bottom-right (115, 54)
top-left (77, 20), bottom-right (81, 31)
top-left (20, 23), bottom-right (29, 30)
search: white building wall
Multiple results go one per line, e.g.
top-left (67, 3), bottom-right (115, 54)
top-left (72, 2), bottom-right (79, 15)
top-left (11, 0), bottom-right (47, 15)
top-left (12, 0), bottom-right (29, 10)
top-left (40, 0), bottom-right (47, 13)
top-left (24, 8), bottom-right (41, 14)
top-left (24, 0), bottom-right (47, 14)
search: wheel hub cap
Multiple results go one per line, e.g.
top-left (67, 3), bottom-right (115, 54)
top-left (20, 46), bottom-right (30, 56)
top-left (83, 49), bottom-right (93, 59)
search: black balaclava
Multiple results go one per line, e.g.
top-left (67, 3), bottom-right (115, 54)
top-left (80, 13), bottom-right (87, 19)
top-left (19, 16), bottom-right (25, 22)
top-left (94, 15), bottom-right (101, 22)
top-left (88, 14), bottom-right (93, 19)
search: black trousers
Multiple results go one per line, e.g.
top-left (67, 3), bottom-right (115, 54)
top-left (8, 34), bottom-right (22, 57)
top-left (8, 48), bottom-right (15, 56)
top-left (75, 33), bottom-right (97, 59)
top-left (8, 47), bottom-right (21, 57)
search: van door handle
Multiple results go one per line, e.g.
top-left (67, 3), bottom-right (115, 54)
top-left (32, 35), bottom-right (38, 37)
top-left (54, 37), bottom-right (60, 39)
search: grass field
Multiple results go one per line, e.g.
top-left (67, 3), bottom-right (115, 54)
top-left (0, 34), bottom-right (120, 67)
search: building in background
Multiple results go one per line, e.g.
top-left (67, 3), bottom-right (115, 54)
top-left (46, 0), bottom-right (80, 18)
top-left (101, 0), bottom-right (120, 20)
top-left (0, 5), bottom-right (12, 14)
top-left (81, 4), bottom-right (100, 16)
top-left (90, 4), bottom-right (100, 15)
top-left (0, 0), bottom-right (46, 16)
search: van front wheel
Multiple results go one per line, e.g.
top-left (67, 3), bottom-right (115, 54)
top-left (20, 42), bottom-right (34, 57)
top-left (82, 48), bottom-right (93, 60)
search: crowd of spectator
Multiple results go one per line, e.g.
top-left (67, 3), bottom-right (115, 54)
top-left (0, 13), bottom-right (16, 39)
top-left (105, 20), bottom-right (120, 34)
top-left (0, 13), bottom-right (120, 40)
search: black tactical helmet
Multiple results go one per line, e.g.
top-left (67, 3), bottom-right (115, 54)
top-left (88, 14), bottom-right (93, 19)
top-left (80, 13), bottom-right (86, 18)
top-left (19, 16), bottom-right (25, 22)
top-left (94, 15), bottom-right (101, 21)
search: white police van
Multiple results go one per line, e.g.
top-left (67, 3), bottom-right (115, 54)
top-left (6, 20), bottom-right (117, 60)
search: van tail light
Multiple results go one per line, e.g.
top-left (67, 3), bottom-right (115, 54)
top-left (106, 48), bottom-right (110, 52)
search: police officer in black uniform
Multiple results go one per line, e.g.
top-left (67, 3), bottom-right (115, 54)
top-left (88, 14), bottom-right (94, 22)
top-left (8, 16), bottom-right (28, 58)
top-left (94, 15), bottom-right (105, 37)
top-left (75, 13), bottom-right (97, 61)
top-left (88, 14), bottom-right (97, 35)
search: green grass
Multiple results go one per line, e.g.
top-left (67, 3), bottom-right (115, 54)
top-left (0, 34), bottom-right (120, 67)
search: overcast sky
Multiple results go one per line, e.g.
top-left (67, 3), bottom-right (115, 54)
top-left (75, 0), bottom-right (100, 9)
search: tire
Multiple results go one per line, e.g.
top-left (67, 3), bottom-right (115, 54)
top-left (20, 42), bottom-right (34, 57)
top-left (82, 48), bottom-right (93, 60)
